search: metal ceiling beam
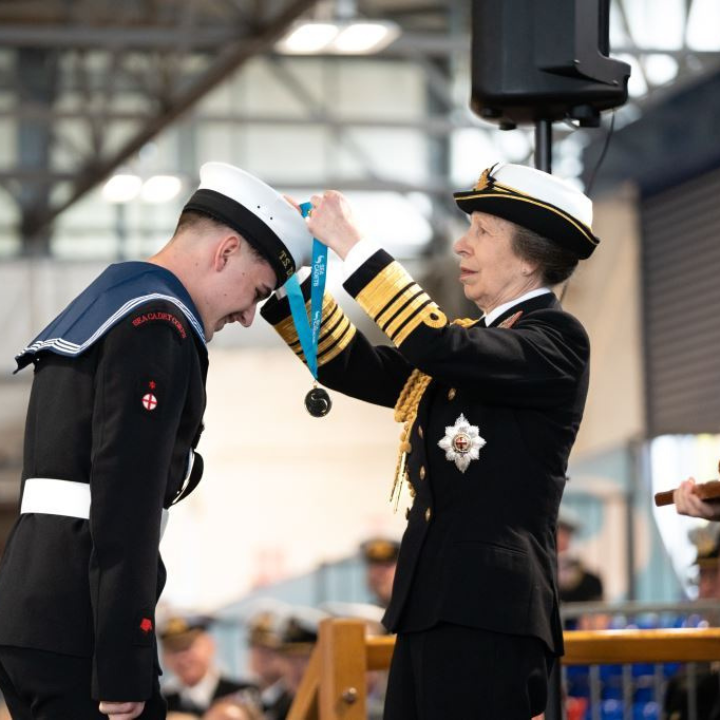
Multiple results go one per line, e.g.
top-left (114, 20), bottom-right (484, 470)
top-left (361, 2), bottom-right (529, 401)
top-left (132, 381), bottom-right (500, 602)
top-left (0, 22), bottom-right (716, 61)
top-left (0, 106), bottom-right (487, 133)
top-left (23, 0), bottom-right (320, 239)
top-left (0, 25), bottom-right (245, 49)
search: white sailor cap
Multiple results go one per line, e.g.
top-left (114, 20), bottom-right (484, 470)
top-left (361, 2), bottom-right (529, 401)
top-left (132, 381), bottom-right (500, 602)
top-left (454, 163), bottom-right (599, 259)
top-left (183, 162), bottom-right (312, 287)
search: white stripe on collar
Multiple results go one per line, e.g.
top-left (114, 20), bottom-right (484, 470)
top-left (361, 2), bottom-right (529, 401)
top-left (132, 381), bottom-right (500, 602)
top-left (18, 292), bottom-right (206, 360)
top-left (483, 287), bottom-right (552, 327)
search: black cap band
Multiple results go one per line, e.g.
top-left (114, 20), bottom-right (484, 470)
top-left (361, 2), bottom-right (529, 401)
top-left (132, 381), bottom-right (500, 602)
top-left (183, 189), bottom-right (295, 285)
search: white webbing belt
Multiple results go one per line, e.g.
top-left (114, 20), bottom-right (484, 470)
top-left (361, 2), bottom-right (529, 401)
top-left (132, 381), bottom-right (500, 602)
top-left (20, 478), bottom-right (170, 541)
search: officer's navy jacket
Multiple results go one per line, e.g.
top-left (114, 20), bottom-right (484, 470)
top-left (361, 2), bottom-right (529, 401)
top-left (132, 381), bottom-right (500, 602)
top-left (0, 263), bottom-right (208, 700)
top-left (262, 249), bottom-right (590, 655)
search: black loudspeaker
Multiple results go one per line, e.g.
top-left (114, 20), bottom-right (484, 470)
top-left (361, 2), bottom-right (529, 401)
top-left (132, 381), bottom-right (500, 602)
top-left (471, 0), bottom-right (631, 128)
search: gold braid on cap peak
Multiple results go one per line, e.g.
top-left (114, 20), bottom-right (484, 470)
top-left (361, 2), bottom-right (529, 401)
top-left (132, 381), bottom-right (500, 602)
top-left (473, 164), bottom-right (498, 192)
top-left (390, 318), bottom-right (477, 511)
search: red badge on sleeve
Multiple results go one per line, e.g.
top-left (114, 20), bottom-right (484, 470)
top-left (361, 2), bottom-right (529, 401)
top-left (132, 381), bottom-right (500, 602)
top-left (140, 617), bottom-right (153, 634)
top-left (142, 393), bottom-right (158, 411)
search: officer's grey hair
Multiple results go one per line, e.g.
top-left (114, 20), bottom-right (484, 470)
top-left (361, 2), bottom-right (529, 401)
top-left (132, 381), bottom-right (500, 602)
top-left (510, 224), bottom-right (579, 287)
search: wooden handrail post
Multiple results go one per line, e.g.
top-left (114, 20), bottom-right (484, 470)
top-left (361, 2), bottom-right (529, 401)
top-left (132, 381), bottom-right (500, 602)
top-left (318, 619), bottom-right (368, 720)
top-left (287, 646), bottom-right (321, 720)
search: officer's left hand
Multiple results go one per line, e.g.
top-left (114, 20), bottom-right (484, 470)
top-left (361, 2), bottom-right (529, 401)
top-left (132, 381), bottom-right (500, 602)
top-left (99, 701), bottom-right (146, 720)
top-left (307, 191), bottom-right (365, 259)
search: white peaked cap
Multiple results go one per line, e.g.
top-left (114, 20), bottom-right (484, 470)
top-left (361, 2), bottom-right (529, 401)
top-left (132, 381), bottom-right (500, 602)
top-left (183, 162), bottom-right (313, 287)
top-left (454, 162), bottom-right (599, 258)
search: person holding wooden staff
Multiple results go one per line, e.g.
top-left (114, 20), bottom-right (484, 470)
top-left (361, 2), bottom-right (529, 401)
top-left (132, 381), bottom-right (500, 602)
top-left (675, 479), bottom-right (720, 520)
top-left (261, 163), bottom-right (598, 719)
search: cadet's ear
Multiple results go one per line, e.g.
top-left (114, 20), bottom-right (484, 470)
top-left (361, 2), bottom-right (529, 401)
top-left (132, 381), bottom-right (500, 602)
top-left (213, 233), bottom-right (241, 271)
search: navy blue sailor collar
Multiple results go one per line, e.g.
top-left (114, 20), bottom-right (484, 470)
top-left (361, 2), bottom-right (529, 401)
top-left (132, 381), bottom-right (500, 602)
top-left (15, 261), bottom-right (206, 372)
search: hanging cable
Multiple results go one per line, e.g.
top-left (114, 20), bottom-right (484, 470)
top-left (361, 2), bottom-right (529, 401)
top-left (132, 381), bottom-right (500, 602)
top-left (585, 110), bottom-right (616, 195)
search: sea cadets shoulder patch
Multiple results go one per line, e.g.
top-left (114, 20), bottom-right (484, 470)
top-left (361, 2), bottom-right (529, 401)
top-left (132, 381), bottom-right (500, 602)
top-left (131, 309), bottom-right (187, 339)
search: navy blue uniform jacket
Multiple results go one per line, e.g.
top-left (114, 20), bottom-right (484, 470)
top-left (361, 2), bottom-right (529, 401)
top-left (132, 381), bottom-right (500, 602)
top-left (0, 265), bottom-right (208, 701)
top-left (261, 249), bottom-right (590, 655)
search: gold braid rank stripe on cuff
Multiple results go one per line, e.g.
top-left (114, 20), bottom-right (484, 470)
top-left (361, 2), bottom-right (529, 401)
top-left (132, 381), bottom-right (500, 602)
top-left (270, 293), bottom-right (357, 369)
top-left (355, 261), bottom-right (447, 347)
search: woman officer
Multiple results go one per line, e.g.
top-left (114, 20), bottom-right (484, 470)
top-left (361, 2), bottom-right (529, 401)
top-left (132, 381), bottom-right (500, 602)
top-left (261, 163), bottom-right (598, 720)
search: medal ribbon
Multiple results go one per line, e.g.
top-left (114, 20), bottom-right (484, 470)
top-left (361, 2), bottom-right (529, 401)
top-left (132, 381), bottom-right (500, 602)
top-left (284, 202), bottom-right (328, 379)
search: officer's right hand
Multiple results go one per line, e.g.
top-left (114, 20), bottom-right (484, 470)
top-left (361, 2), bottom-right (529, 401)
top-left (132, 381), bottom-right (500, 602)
top-left (675, 478), bottom-right (720, 520)
top-left (99, 701), bottom-right (146, 720)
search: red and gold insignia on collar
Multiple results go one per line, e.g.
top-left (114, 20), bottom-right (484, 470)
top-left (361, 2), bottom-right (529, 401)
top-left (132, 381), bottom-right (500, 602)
top-left (498, 310), bottom-right (523, 329)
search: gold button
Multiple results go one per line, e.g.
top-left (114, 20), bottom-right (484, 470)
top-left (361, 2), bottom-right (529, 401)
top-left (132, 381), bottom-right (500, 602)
top-left (425, 507), bottom-right (432, 522)
top-left (418, 426), bottom-right (424, 439)
top-left (405, 507), bottom-right (411, 520)
top-left (419, 466), bottom-right (426, 480)
top-left (409, 483), bottom-right (416, 498)
top-left (448, 388), bottom-right (456, 400)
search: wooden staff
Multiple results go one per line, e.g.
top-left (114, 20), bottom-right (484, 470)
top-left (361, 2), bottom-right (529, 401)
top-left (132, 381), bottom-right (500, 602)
top-left (655, 462), bottom-right (720, 506)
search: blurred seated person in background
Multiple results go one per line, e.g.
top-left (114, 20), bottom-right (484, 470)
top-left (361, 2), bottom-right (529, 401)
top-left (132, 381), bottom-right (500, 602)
top-left (664, 528), bottom-right (720, 720)
top-left (675, 478), bottom-right (720, 521)
top-left (161, 614), bottom-right (258, 717)
top-left (245, 611), bottom-right (285, 716)
top-left (557, 507), bottom-right (606, 632)
top-left (691, 526), bottom-right (720, 604)
top-left (265, 607), bottom-right (328, 720)
top-left (203, 698), bottom-right (265, 720)
top-left (360, 537), bottom-right (400, 608)
top-left (557, 507), bottom-right (604, 604)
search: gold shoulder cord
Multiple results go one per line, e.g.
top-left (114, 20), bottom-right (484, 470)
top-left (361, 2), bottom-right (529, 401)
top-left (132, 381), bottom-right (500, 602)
top-left (389, 318), bottom-right (476, 511)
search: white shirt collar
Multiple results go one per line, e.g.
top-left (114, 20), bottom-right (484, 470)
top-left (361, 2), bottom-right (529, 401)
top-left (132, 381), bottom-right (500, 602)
top-left (483, 287), bottom-right (552, 327)
top-left (179, 666), bottom-right (221, 708)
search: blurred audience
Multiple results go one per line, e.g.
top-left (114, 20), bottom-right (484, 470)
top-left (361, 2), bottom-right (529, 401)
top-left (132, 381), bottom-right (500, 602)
top-left (203, 698), bottom-right (265, 720)
top-left (246, 611), bottom-right (286, 718)
top-left (557, 508), bottom-right (604, 605)
top-left (160, 614), bottom-right (258, 717)
top-left (360, 537), bottom-right (400, 608)
top-left (664, 527), bottom-right (720, 720)
top-left (691, 526), bottom-right (720, 602)
top-left (264, 607), bottom-right (328, 720)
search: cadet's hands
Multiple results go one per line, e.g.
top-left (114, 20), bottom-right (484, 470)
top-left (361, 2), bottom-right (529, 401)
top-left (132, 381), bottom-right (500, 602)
top-left (306, 191), bottom-right (365, 260)
top-left (674, 478), bottom-right (720, 520)
top-left (99, 701), bottom-right (146, 720)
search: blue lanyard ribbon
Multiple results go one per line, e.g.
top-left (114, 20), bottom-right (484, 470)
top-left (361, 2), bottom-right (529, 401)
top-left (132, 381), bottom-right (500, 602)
top-left (285, 202), bottom-right (328, 379)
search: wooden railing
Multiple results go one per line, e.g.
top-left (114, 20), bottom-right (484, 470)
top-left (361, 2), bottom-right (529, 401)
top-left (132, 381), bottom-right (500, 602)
top-left (287, 620), bottom-right (720, 720)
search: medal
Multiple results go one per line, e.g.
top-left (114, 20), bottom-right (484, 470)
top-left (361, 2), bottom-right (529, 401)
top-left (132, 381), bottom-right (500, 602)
top-left (285, 201), bottom-right (332, 417)
top-left (305, 385), bottom-right (332, 418)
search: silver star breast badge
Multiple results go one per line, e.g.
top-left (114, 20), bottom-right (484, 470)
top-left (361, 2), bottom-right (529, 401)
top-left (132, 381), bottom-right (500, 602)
top-left (437, 413), bottom-right (486, 473)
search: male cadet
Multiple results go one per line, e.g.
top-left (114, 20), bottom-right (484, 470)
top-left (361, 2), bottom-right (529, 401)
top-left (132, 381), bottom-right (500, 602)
top-left (0, 162), bottom-right (310, 720)
top-left (360, 537), bottom-right (401, 608)
top-left (160, 615), bottom-right (257, 717)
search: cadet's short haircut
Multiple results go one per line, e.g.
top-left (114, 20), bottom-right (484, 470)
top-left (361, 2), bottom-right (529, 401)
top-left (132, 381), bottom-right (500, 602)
top-left (511, 224), bottom-right (579, 287)
top-left (172, 209), bottom-right (265, 263)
